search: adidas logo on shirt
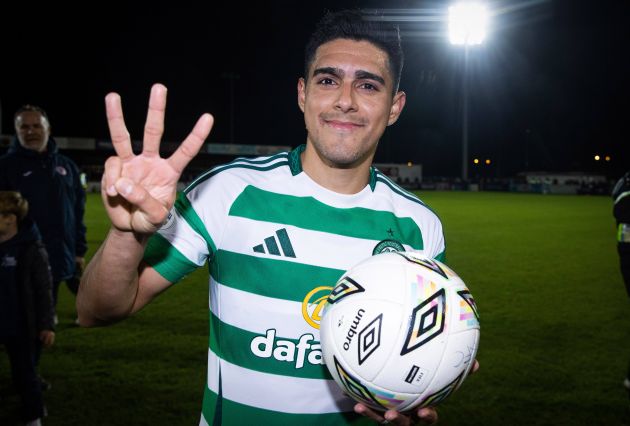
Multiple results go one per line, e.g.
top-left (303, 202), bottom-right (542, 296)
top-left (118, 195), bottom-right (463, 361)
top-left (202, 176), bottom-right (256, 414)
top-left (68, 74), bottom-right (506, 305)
top-left (253, 228), bottom-right (296, 258)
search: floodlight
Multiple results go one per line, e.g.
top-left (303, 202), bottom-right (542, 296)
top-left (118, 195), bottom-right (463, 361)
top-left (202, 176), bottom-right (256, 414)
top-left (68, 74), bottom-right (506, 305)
top-left (449, 2), bottom-right (488, 45)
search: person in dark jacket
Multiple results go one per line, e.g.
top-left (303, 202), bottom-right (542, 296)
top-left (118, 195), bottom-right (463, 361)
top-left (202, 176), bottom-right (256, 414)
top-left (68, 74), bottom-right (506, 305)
top-left (0, 105), bottom-right (87, 320)
top-left (614, 171), bottom-right (630, 292)
top-left (0, 191), bottom-right (55, 426)
top-left (614, 172), bottom-right (630, 395)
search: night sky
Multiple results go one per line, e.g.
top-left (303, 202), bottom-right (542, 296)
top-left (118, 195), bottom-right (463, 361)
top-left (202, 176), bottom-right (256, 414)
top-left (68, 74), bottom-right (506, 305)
top-left (1, 0), bottom-right (628, 178)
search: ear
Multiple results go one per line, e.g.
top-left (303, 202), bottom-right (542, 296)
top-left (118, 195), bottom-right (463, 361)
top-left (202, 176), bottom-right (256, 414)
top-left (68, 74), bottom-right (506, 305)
top-left (43, 117), bottom-right (52, 134)
top-left (387, 91), bottom-right (406, 126)
top-left (297, 78), bottom-right (306, 113)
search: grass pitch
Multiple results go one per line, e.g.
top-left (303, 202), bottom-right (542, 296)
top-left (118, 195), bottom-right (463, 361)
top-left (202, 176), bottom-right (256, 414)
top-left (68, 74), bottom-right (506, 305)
top-left (1, 191), bottom-right (628, 425)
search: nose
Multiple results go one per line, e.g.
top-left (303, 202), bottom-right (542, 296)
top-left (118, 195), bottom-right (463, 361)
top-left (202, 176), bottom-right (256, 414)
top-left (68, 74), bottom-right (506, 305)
top-left (334, 82), bottom-right (358, 113)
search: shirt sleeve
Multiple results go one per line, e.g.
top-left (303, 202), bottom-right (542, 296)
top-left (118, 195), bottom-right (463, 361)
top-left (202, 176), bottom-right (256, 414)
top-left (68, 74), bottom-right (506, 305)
top-left (144, 192), bottom-right (212, 283)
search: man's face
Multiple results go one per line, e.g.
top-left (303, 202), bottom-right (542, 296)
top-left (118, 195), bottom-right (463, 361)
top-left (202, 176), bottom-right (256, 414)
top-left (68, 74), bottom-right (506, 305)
top-left (15, 111), bottom-right (50, 153)
top-left (0, 213), bottom-right (16, 238)
top-left (298, 38), bottom-right (405, 169)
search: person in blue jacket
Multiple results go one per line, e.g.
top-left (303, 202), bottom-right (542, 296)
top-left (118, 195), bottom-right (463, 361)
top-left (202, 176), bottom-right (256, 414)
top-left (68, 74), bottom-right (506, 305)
top-left (0, 191), bottom-right (55, 426)
top-left (0, 105), bottom-right (87, 321)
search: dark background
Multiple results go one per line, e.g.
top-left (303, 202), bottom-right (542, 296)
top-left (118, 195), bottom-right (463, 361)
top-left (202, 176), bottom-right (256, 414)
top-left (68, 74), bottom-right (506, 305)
top-left (1, 0), bottom-right (628, 178)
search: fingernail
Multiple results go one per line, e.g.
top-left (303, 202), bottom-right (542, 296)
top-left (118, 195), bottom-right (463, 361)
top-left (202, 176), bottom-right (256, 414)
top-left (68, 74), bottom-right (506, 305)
top-left (119, 180), bottom-right (132, 196)
top-left (107, 185), bottom-right (116, 195)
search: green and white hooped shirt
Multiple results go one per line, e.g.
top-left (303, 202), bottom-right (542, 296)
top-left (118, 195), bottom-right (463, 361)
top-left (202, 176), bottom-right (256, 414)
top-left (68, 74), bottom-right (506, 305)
top-left (144, 145), bottom-right (446, 426)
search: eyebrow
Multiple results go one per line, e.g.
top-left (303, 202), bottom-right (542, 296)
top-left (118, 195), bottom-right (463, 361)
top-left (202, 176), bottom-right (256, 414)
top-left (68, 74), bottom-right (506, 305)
top-left (355, 70), bottom-right (385, 86)
top-left (313, 67), bottom-right (343, 78)
top-left (312, 67), bottom-right (386, 86)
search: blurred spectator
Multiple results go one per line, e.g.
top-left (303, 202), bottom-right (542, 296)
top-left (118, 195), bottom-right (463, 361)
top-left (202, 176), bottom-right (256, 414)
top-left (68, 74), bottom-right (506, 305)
top-left (0, 191), bottom-right (54, 426)
top-left (613, 171), bottom-right (630, 394)
top-left (0, 105), bottom-right (87, 323)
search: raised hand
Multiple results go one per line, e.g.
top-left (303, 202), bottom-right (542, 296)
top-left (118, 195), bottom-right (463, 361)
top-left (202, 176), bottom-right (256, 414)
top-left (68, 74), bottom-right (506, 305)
top-left (102, 83), bottom-right (213, 234)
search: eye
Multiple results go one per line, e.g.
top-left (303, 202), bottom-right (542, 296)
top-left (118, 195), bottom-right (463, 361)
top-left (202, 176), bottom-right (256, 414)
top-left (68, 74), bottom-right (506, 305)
top-left (317, 77), bottom-right (336, 86)
top-left (359, 82), bottom-right (378, 91)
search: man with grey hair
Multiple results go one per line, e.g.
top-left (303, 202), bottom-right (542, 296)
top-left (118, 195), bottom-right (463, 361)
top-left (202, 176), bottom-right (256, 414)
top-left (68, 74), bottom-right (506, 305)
top-left (0, 105), bottom-right (87, 329)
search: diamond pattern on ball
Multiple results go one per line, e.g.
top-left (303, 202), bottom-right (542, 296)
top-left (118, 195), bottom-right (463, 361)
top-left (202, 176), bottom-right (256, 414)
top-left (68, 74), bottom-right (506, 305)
top-left (333, 356), bottom-right (385, 409)
top-left (401, 289), bottom-right (446, 355)
top-left (396, 252), bottom-right (449, 279)
top-left (457, 289), bottom-right (480, 323)
top-left (327, 276), bottom-right (365, 304)
top-left (358, 314), bottom-right (383, 365)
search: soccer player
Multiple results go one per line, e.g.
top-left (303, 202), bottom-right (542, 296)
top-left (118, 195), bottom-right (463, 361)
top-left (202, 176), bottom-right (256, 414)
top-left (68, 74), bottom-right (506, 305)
top-left (78, 9), bottom-right (476, 425)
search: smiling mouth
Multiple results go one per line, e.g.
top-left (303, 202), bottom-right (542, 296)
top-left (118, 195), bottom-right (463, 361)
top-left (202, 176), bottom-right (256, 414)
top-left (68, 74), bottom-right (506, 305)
top-left (322, 119), bottom-right (364, 131)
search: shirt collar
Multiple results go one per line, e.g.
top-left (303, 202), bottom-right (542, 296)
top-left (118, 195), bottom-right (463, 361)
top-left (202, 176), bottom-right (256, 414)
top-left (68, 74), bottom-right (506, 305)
top-left (287, 144), bottom-right (377, 191)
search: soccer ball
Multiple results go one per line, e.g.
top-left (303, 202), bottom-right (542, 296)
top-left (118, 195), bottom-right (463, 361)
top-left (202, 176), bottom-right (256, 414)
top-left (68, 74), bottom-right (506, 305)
top-left (320, 251), bottom-right (480, 412)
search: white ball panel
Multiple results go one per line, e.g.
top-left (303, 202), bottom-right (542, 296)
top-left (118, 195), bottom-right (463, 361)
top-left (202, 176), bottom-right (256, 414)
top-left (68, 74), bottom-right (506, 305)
top-left (321, 298), bottom-right (404, 382)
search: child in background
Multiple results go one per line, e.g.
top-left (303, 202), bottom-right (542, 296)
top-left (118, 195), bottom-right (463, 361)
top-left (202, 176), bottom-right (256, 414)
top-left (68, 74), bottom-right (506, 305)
top-left (0, 191), bottom-right (55, 426)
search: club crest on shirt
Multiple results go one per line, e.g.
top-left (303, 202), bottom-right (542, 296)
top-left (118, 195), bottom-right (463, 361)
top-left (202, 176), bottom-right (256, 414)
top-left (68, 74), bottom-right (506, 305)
top-left (55, 166), bottom-right (68, 176)
top-left (372, 239), bottom-right (405, 255)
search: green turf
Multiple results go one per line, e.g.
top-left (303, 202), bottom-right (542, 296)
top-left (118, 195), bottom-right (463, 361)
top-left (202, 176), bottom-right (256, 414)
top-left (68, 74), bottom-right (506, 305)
top-left (2, 191), bottom-right (629, 425)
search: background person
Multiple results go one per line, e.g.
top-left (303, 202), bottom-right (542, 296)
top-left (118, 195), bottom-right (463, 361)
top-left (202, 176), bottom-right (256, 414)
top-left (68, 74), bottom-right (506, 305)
top-left (613, 171), bottom-right (630, 393)
top-left (0, 105), bottom-right (87, 324)
top-left (0, 191), bottom-right (55, 426)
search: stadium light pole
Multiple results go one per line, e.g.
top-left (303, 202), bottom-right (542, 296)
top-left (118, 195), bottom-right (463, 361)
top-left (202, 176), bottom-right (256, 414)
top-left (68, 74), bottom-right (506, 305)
top-left (448, 2), bottom-right (488, 183)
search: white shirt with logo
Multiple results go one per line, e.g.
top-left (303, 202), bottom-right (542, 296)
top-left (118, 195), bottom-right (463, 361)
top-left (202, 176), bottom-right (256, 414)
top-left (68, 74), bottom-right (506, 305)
top-left (144, 146), bottom-right (446, 426)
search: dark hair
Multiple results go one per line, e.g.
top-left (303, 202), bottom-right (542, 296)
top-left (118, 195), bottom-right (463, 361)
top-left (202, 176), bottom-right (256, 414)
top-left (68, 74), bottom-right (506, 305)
top-left (14, 104), bottom-right (50, 124)
top-left (0, 191), bottom-right (29, 222)
top-left (304, 9), bottom-right (404, 94)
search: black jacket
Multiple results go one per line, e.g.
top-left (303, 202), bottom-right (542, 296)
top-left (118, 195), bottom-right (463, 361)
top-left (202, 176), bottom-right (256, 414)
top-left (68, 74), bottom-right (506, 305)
top-left (0, 219), bottom-right (55, 344)
top-left (613, 171), bottom-right (630, 224)
top-left (0, 137), bottom-right (87, 281)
